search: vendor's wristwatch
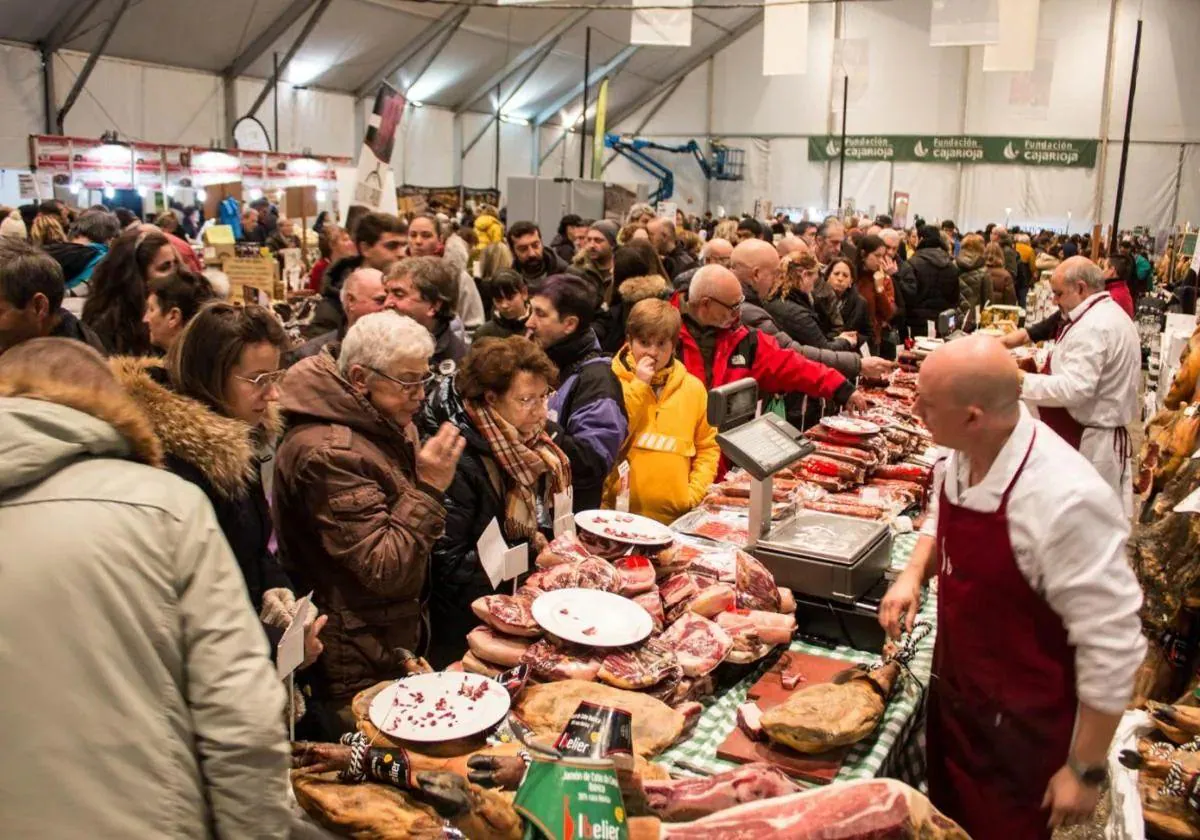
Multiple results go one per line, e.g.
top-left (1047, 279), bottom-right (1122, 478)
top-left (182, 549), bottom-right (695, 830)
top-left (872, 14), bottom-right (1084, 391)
top-left (1067, 756), bottom-right (1107, 787)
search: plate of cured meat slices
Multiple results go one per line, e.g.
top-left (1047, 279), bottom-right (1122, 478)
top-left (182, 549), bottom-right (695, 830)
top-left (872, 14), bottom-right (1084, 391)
top-left (368, 671), bottom-right (511, 743)
top-left (531, 588), bottom-right (654, 647)
top-left (574, 510), bottom-right (674, 547)
top-left (819, 416), bottom-right (881, 436)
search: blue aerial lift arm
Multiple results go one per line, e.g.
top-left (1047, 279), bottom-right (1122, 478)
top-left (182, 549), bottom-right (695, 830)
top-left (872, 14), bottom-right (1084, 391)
top-left (603, 134), bottom-right (739, 203)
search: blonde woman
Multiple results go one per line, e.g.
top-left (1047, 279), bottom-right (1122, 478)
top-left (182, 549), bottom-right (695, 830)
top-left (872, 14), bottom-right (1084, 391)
top-left (30, 214), bottom-right (66, 246)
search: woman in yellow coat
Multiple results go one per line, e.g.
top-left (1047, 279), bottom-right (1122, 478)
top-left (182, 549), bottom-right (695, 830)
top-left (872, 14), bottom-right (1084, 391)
top-left (603, 298), bottom-right (720, 524)
top-left (473, 205), bottom-right (504, 256)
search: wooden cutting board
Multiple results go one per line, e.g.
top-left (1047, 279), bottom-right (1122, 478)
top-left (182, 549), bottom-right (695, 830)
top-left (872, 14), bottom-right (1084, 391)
top-left (715, 651), bottom-right (859, 785)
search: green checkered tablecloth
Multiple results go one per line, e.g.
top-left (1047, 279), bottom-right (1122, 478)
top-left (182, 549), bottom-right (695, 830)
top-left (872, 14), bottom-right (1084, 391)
top-left (656, 531), bottom-right (936, 788)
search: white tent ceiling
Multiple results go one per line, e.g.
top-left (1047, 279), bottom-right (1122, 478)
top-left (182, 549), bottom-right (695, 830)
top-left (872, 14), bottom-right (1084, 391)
top-left (0, 0), bottom-right (757, 124)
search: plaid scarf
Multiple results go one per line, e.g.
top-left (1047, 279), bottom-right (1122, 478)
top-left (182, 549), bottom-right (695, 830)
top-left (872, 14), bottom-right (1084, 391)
top-left (464, 401), bottom-right (572, 540)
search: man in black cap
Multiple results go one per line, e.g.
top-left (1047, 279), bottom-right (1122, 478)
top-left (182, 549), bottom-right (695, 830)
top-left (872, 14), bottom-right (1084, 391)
top-left (571, 220), bottom-right (617, 305)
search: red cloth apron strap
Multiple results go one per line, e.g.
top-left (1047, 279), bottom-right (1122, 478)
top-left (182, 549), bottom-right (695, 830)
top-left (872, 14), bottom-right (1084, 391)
top-left (928, 428), bottom-right (1078, 840)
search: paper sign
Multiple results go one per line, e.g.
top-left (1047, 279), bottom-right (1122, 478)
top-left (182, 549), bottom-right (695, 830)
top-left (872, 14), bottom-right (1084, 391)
top-left (553, 488), bottom-right (576, 537)
top-left (1175, 486), bottom-right (1200, 514)
top-left (656, 201), bottom-right (677, 221)
top-left (927, 320), bottom-right (937, 338)
top-left (859, 343), bottom-right (872, 359)
top-left (860, 487), bottom-right (882, 505)
top-left (615, 462), bottom-right (631, 513)
top-left (480, 519), bottom-right (509, 588)
top-left (276, 592), bottom-right (314, 680)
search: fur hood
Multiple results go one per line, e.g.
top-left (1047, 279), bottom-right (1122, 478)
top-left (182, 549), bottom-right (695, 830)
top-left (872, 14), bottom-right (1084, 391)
top-left (110, 356), bottom-right (280, 499)
top-left (618, 274), bottom-right (671, 305)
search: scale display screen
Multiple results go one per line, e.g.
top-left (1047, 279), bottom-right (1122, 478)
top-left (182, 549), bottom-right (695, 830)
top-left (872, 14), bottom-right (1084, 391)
top-left (717, 414), bottom-right (812, 481)
top-left (708, 379), bottom-right (758, 431)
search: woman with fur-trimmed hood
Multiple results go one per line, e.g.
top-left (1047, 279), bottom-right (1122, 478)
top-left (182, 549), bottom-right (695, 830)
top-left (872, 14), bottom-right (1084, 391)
top-left (595, 241), bottom-right (673, 353)
top-left (112, 302), bottom-right (316, 648)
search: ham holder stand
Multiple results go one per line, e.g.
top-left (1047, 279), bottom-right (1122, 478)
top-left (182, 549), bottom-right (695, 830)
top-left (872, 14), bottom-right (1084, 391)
top-left (704, 380), bottom-right (894, 649)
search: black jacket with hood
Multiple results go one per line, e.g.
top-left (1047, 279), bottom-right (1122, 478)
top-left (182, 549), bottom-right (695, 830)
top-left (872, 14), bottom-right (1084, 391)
top-left (596, 274), bottom-right (672, 354)
top-left (765, 289), bottom-right (856, 354)
top-left (896, 240), bottom-right (959, 332)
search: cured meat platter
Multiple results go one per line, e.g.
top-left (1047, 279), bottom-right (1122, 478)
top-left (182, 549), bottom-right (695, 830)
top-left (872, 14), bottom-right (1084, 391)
top-left (716, 651), bottom-right (862, 784)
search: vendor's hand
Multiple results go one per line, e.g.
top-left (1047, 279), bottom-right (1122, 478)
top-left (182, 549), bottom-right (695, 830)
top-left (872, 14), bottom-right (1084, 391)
top-left (417, 422), bottom-right (467, 492)
top-left (259, 587), bottom-right (297, 630)
top-left (878, 573), bottom-right (922, 639)
top-left (844, 391), bottom-right (870, 414)
top-left (861, 357), bottom-right (897, 379)
top-left (837, 331), bottom-right (860, 346)
top-left (1042, 765), bottom-right (1101, 829)
top-left (634, 354), bottom-right (657, 385)
top-left (302, 614), bottom-right (328, 669)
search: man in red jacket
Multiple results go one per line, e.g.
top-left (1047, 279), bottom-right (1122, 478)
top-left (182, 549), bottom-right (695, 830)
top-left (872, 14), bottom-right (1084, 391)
top-left (1102, 254), bottom-right (1136, 319)
top-left (675, 265), bottom-right (868, 414)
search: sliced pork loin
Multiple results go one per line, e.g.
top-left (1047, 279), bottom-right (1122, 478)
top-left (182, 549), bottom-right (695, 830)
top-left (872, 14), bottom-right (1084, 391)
top-left (520, 638), bottom-right (603, 682)
top-left (471, 594), bottom-right (542, 637)
top-left (466, 626), bottom-right (535, 668)
top-left (658, 778), bottom-right (969, 839)
top-left (644, 763), bottom-right (799, 823)
top-left (598, 638), bottom-right (679, 690)
top-left (615, 555), bottom-right (657, 596)
top-left (658, 613), bottom-right (733, 677)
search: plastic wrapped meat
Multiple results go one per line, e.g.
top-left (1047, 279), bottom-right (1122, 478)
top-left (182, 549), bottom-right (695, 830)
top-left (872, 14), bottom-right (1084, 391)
top-left (658, 613), bottom-right (734, 677)
top-left (535, 532), bottom-right (596, 568)
top-left (471, 595), bottom-right (542, 638)
top-left (614, 555), bottom-right (657, 596)
top-left (633, 589), bottom-right (666, 632)
top-left (466, 626), bottom-right (535, 668)
top-left (537, 557), bottom-right (621, 593)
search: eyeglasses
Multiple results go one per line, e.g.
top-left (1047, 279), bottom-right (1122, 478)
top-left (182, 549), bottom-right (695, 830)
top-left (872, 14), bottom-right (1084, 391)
top-left (513, 391), bottom-right (554, 410)
top-left (369, 367), bottom-right (435, 391)
top-left (708, 295), bottom-right (745, 313)
top-left (234, 369), bottom-right (286, 390)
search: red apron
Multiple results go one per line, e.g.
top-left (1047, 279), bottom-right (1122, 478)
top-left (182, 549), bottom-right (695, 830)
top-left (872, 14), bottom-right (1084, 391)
top-left (1035, 294), bottom-right (1108, 449)
top-left (927, 429), bottom-right (1078, 840)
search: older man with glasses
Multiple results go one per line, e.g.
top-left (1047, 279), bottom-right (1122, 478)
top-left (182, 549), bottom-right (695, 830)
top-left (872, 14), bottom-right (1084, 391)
top-left (273, 311), bottom-right (466, 732)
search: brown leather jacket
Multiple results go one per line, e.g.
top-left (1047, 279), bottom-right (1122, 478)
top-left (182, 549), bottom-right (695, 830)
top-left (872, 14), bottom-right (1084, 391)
top-left (273, 353), bottom-right (446, 703)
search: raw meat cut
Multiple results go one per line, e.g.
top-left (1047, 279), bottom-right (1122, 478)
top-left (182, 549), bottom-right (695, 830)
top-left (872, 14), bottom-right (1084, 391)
top-left (686, 583), bottom-right (737, 618)
top-left (651, 542), bottom-right (692, 575)
top-left (520, 639), bottom-right (602, 682)
top-left (472, 595), bottom-right (541, 637)
top-left (642, 763), bottom-right (799, 822)
top-left (466, 626), bottom-right (534, 668)
top-left (685, 544), bottom-right (737, 583)
top-left (598, 638), bottom-right (679, 690)
top-left (803, 498), bottom-right (887, 520)
top-left (735, 551), bottom-right (781, 612)
top-left (736, 702), bottom-right (765, 741)
top-left (615, 555), bottom-right (657, 596)
top-left (760, 662), bottom-right (900, 753)
top-left (512, 680), bottom-right (686, 757)
top-left (872, 463), bottom-right (932, 485)
top-left (675, 701), bottom-right (703, 737)
top-left (461, 651), bottom-right (502, 677)
top-left (642, 660), bottom-right (684, 704)
top-left (777, 587), bottom-right (796, 614)
top-left (656, 778), bottom-right (967, 839)
top-left (535, 532), bottom-right (596, 567)
top-left (715, 610), bottom-right (760, 648)
top-left (723, 609), bottom-right (795, 645)
top-left (798, 454), bottom-right (864, 482)
top-left (659, 572), bottom-right (701, 613)
top-left (538, 557), bottom-right (621, 593)
top-left (658, 613), bottom-right (734, 677)
top-left (633, 588), bottom-right (666, 632)
top-left (811, 441), bottom-right (878, 468)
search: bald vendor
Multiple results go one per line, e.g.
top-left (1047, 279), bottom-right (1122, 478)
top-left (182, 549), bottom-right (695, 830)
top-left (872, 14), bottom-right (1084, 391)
top-left (879, 336), bottom-right (1145, 839)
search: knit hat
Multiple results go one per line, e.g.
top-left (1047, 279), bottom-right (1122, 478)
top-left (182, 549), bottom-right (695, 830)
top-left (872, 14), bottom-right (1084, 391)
top-left (918, 225), bottom-right (944, 248)
top-left (590, 219), bottom-right (618, 248)
top-left (0, 212), bottom-right (27, 240)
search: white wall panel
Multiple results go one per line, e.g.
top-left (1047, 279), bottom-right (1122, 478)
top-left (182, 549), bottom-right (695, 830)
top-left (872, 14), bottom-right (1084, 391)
top-left (767, 139), bottom-right (826, 210)
top-left (1097, 142), bottom-right (1180, 233)
top-left (891, 162), bottom-right (960, 226)
top-left (459, 113), bottom-right (535, 190)
top-left (0, 44), bottom-right (42, 168)
top-left (637, 65), bottom-right (709, 136)
top-left (235, 79), bottom-right (355, 157)
top-left (959, 164), bottom-right (1096, 232)
top-left (1177, 145), bottom-right (1200, 229)
top-left (396, 105), bottom-right (455, 186)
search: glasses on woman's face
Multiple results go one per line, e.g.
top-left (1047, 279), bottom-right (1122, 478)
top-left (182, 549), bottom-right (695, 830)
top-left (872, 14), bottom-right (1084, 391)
top-left (513, 391), bottom-right (553, 412)
top-left (234, 369), bottom-right (286, 390)
top-left (370, 367), bottom-right (435, 392)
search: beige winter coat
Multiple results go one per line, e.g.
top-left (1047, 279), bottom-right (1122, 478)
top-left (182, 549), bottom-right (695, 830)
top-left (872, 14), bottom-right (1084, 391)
top-left (0, 379), bottom-right (290, 838)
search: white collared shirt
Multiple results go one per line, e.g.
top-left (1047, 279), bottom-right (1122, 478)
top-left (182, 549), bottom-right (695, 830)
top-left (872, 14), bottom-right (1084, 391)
top-left (920, 406), bottom-right (1146, 715)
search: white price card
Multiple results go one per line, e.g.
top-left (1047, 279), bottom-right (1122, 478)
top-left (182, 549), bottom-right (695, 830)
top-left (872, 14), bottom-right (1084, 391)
top-left (276, 592), bottom-right (314, 680)
top-left (926, 320), bottom-right (937, 338)
top-left (478, 518), bottom-right (528, 588)
top-left (553, 489), bottom-right (575, 537)
top-left (860, 342), bottom-right (872, 359)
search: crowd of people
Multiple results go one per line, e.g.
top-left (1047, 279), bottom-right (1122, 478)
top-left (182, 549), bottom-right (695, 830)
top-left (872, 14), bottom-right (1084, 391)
top-left (0, 192), bottom-right (1173, 835)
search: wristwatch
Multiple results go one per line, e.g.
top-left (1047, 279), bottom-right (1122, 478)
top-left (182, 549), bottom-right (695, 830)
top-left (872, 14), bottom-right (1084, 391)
top-left (1067, 755), bottom-right (1108, 787)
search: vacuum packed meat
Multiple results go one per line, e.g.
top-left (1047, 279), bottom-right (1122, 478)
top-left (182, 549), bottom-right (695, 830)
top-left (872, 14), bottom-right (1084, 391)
top-left (466, 626), bottom-right (534, 668)
top-left (598, 638), bottom-right (679, 690)
top-left (538, 556), bottom-right (622, 593)
top-left (685, 583), bottom-right (737, 618)
top-left (615, 555), bottom-right (657, 596)
top-left (735, 550), bottom-right (782, 612)
top-left (520, 638), bottom-right (603, 682)
top-left (633, 588), bottom-right (666, 632)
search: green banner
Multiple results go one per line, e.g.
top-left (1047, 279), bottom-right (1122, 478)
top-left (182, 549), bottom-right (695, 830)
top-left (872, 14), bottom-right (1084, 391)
top-left (807, 135), bottom-right (1097, 168)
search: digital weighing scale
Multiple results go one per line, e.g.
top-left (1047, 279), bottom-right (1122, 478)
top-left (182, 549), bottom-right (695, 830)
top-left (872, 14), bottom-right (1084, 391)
top-left (707, 380), bottom-right (894, 613)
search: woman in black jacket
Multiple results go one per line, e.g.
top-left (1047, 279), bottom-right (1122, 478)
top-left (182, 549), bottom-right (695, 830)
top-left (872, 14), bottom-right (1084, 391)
top-left (827, 257), bottom-right (873, 343)
top-left (765, 253), bottom-right (858, 352)
top-left (595, 241), bottom-right (670, 353)
top-left (426, 336), bottom-right (571, 669)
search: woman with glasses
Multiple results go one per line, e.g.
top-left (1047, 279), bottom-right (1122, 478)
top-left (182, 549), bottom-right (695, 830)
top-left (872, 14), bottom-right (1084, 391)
top-left (83, 227), bottom-right (180, 355)
top-left (424, 335), bottom-right (570, 669)
top-left (112, 303), bottom-right (316, 662)
top-left (273, 311), bottom-right (465, 729)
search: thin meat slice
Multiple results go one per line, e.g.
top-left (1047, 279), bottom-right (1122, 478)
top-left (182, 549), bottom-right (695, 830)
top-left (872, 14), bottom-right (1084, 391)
top-left (598, 638), bottom-right (678, 690)
top-left (657, 778), bottom-right (968, 839)
top-left (466, 626), bottom-right (534, 668)
top-left (658, 613), bottom-right (733, 677)
top-left (520, 639), bottom-right (602, 682)
top-left (643, 763), bottom-right (799, 822)
top-left (735, 551), bottom-right (781, 613)
top-left (615, 555), bottom-right (657, 596)
top-left (660, 572), bottom-right (701, 613)
top-left (472, 595), bottom-right (542, 638)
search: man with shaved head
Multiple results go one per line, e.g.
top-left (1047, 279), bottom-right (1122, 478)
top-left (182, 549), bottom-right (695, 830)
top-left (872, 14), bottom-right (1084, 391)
top-left (880, 335), bottom-right (1144, 838)
top-left (1019, 255), bottom-right (1140, 513)
top-left (673, 237), bottom-right (733, 291)
top-left (648, 217), bottom-right (696, 280)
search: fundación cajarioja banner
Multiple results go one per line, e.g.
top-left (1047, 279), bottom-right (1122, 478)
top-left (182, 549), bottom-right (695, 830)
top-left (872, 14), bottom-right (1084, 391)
top-left (807, 135), bottom-right (1097, 168)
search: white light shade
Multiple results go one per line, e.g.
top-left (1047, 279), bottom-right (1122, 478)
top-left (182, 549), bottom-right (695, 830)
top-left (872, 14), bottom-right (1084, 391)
top-left (286, 59), bottom-right (328, 87)
top-left (196, 189), bottom-right (207, 202)
top-left (930, 0), bottom-right (1000, 47)
top-left (631, 0), bottom-right (692, 47)
top-left (103, 186), bottom-right (115, 199)
top-left (249, 188), bottom-right (264, 201)
top-left (983, 0), bottom-right (1040, 72)
top-left (763, 0), bottom-right (808, 76)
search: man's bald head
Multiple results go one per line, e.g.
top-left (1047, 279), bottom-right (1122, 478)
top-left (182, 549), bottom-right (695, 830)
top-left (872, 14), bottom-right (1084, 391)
top-left (776, 235), bottom-right (809, 259)
top-left (689, 265), bottom-right (743, 329)
top-left (341, 266), bottom-right (387, 327)
top-left (1050, 255), bottom-right (1104, 315)
top-left (701, 237), bottom-right (733, 265)
top-left (646, 217), bottom-right (676, 256)
top-left (730, 238), bottom-right (780, 298)
top-left (916, 336), bottom-right (1020, 449)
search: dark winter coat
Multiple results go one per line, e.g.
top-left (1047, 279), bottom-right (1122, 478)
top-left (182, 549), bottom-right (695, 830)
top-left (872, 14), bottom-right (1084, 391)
top-left (597, 274), bottom-right (672, 354)
top-left (515, 250), bottom-right (570, 293)
top-left (955, 250), bottom-right (991, 323)
top-left (765, 289), bottom-right (855, 354)
top-left (895, 244), bottom-right (959, 332)
top-left (835, 286), bottom-right (873, 343)
top-left (474, 309), bottom-right (530, 340)
top-left (549, 233), bottom-right (576, 265)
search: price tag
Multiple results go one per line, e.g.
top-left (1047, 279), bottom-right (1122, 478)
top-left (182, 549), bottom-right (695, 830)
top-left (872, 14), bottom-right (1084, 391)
top-left (276, 592), bottom-right (314, 680)
top-left (861, 487), bottom-right (882, 505)
top-left (859, 343), bottom-right (872, 359)
top-left (615, 461), bottom-right (631, 512)
top-left (553, 488), bottom-right (575, 538)
top-left (478, 518), bottom-right (529, 587)
top-left (926, 320), bottom-right (937, 338)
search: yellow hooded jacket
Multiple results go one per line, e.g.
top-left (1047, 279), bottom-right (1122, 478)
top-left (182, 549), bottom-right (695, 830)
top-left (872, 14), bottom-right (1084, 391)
top-left (473, 213), bottom-right (504, 253)
top-left (603, 348), bottom-right (720, 524)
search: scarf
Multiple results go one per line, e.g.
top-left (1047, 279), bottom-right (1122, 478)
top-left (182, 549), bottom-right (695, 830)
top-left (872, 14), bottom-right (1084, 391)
top-left (464, 401), bottom-right (572, 540)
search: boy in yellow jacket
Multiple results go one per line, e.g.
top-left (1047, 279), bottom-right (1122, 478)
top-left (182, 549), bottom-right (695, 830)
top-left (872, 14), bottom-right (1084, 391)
top-left (604, 298), bottom-right (719, 524)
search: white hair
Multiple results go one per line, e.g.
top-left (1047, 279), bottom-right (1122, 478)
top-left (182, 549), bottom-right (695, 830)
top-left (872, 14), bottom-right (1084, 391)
top-left (689, 264), bottom-right (726, 300)
top-left (339, 267), bottom-right (383, 310)
top-left (1063, 258), bottom-right (1105, 292)
top-left (879, 229), bottom-right (900, 246)
top-left (700, 237), bottom-right (732, 260)
top-left (338, 310), bottom-right (434, 377)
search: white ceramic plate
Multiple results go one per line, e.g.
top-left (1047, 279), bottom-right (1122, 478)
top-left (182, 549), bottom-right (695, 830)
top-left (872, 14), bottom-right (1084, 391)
top-left (368, 671), bottom-right (511, 743)
top-left (574, 510), bottom-right (674, 546)
top-left (820, 416), bottom-right (881, 436)
top-left (531, 588), bottom-right (653, 647)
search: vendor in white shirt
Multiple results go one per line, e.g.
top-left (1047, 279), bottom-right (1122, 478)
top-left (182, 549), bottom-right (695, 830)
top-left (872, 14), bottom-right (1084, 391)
top-left (1017, 256), bottom-right (1140, 514)
top-left (880, 336), bottom-right (1145, 839)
